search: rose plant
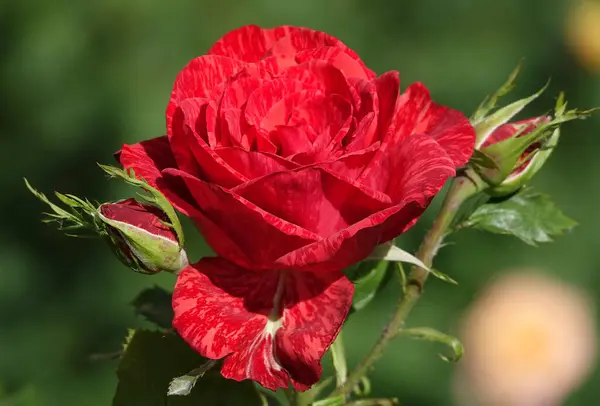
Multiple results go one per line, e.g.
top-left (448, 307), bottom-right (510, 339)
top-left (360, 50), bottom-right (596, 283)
top-left (26, 24), bottom-right (596, 406)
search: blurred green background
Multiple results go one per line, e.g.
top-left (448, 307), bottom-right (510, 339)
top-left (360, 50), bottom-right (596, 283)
top-left (2, 0), bottom-right (600, 404)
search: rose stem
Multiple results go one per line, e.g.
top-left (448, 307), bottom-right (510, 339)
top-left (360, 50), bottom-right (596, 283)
top-left (332, 171), bottom-right (482, 398)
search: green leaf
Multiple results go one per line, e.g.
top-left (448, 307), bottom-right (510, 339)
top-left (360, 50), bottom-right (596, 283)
top-left (113, 330), bottom-right (262, 406)
top-left (295, 377), bottom-right (334, 406)
top-left (330, 332), bottom-right (347, 388)
top-left (461, 189), bottom-right (577, 245)
top-left (350, 260), bottom-right (389, 311)
top-left (429, 269), bottom-right (458, 285)
top-left (168, 360), bottom-right (218, 396)
top-left (131, 286), bottom-right (174, 329)
top-left (397, 327), bottom-right (463, 362)
top-left (312, 395), bottom-right (346, 406)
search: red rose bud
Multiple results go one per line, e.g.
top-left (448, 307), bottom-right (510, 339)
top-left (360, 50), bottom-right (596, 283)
top-left (98, 199), bottom-right (188, 274)
top-left (469, 76), bottom-right (594, 196)
top-left (477, 116), bottom-right (558, 196)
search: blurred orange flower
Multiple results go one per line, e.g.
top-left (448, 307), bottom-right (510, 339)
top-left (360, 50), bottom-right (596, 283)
top-left (454, 270), bottom-right (597, 406)
top-left (566, 0), bottom-right (600, 73)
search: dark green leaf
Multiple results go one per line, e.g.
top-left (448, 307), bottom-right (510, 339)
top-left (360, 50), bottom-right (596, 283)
top-left (462, 189), bottom-right (577, 245)
top-left (351, 260), bottom-right (389, 311)
top-left (113, 330), bottom-right (262, 406)
top-left (131, 286), bottom-right (174, 329)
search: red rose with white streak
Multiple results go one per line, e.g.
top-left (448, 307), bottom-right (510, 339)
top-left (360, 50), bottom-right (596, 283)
top-left (117, 25), bottom-right (475, 390)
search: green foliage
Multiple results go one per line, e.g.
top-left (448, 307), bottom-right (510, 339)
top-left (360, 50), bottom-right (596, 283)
top-left (461, 188), bottom-right (577, 245)
top-left (350, 261), bottom-right (390, 311)
top-left (131, 286), bottom-right (174, 329)
top-left (0, 385), bottom-right (37, 406)
top-left (113, 330), bottom-right (262, 406)
top-left (312, 395), bottom-right (346, 406)
top-left (397, 327), bottom-right (463, 363)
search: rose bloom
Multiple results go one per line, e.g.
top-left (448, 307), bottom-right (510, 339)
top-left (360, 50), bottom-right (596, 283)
top-left (454, 271), bottom-right (597, 406)
top-left (118, 25), bottom-right (475, 390)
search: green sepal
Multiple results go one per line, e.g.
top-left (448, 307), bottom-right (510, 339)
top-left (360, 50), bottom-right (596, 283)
top-left (470, 61), bottom-right (522, 125)
top-left (473, 79), bottom-right (548, 149)
top-left (24, 178), bottom-right (105, 237)
top-left (98, 206), bottom-right (188, 274)
top-left (98, 164), bottom-right (185, 246)
top-left (475, 94), bottom-right (598, 188)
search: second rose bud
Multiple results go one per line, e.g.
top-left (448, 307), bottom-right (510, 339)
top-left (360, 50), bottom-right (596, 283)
top-left (99, 198), bottom-right (188, 275)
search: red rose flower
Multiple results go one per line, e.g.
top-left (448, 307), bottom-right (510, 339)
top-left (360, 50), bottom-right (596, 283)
top-left (117, 25), bottom-right (475, 390)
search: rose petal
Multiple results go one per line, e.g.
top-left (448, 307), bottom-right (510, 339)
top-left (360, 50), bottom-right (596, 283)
top-left (274, 133), bottom-right (455, 272)
top-left (482, 116), bottom-right (547, 147)
top-left (217, 70), bottom-right (266, 147)
top-left (173, 258), bottom-right (353, 391)
top-left (158, 180), bottom-right (255, 268)
top-left (171, 98), bottom-right (247, 187)
top-left (232, 167), bottom-right (391, 237)
top-left (116, 136), bottom-right (177, 189)
top-left (207, 25), bottom-right (279, 62)
top-left (295, 47), bottom-right (375, 80)
top-left (288, 93), bottom-right (353, 148)
top-left (162, 168), bottom-right (319, 267)
top-left (282, 61), bottom-right (356, 105)
top-left (404, 82), bottom-right (476, 167)
top-left (244, 78), bottom-right (307, 131)
top-left (319, 141), bottom-right (380, 180)
top-left (166, 55), bottom-right (248, 131)
top-left (373, 71), bottom-right (401, 144)
top-left (273, 203), bottom-right (413, 272)
top-left (214, 147), bottom-right (299, 179)
top-left (100, 198), bottom-right (174, 241)
top-left (273, 125), bottom-right (315, 157)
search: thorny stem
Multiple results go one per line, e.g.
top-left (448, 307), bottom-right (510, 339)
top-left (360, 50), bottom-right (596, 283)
top-left (345, 399), bottom-right (399, 406)
top-left (332, 173), bottom-right (482, 399)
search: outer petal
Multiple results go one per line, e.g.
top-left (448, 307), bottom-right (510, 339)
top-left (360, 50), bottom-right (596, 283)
top-left (172, 258), bottom-right (353, 391)
top-left (207, 25), bottom-right (281, 62)
top-left (405, 83), bottom-right (476, 167)
top-left (116, 136), bottom-right (177, 189)
top-left (166, 55), bottom-right (247, 131)
top-left (207, 25), bottom-right (352, 62)
top-left (162, 168), bottom-right (320, 268)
